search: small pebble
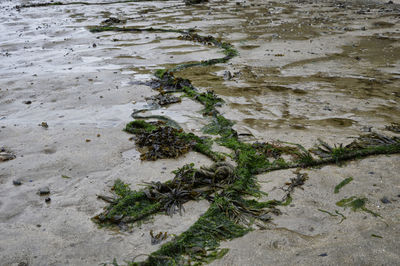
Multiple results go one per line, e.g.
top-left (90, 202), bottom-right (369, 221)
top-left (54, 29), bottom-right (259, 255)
top-left (380, 197), bottom-right (391, 204)
top-left (38, 186), bottom-right (50, 195)
top-left (86, 139), bottom-right (91, 142)
top-left (13, 179), bottom-right (22, 186)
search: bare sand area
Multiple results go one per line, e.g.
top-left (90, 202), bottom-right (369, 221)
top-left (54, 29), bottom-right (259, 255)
top-left (0, 0), bottom-right (399, 265)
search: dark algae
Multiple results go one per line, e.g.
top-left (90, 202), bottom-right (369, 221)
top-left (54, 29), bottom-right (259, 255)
top-left (83, 14), bottom-right (400, 266)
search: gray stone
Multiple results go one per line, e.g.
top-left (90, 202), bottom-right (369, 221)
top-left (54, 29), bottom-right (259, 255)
top-left (38, 186), bottom-right (50, 195)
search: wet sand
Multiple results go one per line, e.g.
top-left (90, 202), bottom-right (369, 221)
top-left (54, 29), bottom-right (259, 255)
top-left (0, 0), bottom-right (399, 265)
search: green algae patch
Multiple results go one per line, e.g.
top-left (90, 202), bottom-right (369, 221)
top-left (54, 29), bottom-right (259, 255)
top-left (125, 120), bottom-right (158, 134)
top-left (336, 196), bottom-right (380, 217)
top-left (334, 177), bottom-right (353, 194)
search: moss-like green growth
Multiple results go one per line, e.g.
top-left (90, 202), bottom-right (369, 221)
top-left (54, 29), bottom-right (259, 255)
top-left (125, 120), bottom-right (157, 134)
top-left (336, 196), bottom-right (380, 217)
top-left (334, 177), bottom-right (353, 194)
top-left (154, 69), bottom-right (168, 79)
top-left (203, 115), bottom-right (234, 136)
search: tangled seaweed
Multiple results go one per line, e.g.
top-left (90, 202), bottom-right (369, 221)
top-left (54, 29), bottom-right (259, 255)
top-left (125, 120), bottom-right (224, 161)
top-left (131, 124), bottom-right (194, 160)
top-left (84, 22), bottom-right (400, 266)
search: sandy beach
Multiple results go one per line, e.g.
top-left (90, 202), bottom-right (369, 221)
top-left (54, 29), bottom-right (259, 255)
top-left (1, 0), bottom-right (399, 265)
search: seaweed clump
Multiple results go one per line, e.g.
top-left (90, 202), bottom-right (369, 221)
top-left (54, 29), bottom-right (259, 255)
top-left (125, 120), bottom-right (223, 161)
top-left (130, 123), bottom-right (194, 161)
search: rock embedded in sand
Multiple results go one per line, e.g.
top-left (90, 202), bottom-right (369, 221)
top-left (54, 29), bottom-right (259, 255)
top-left (38, 186), bottom-right (50, 195)
top-left (13, 179), bottom-right (22, 186)
top-left (380, 197), bottom-right (391, 204)
top-left (39, 122), bottom-right (48, 128)
top-left (0, 151), bottom-right (16, 161)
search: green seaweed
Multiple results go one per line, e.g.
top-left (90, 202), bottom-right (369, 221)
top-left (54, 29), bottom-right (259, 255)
top-left (334, 177), bottom-right (353, 194)
top-left (336, 196), bottom-right (380, 217)
top-left (318, 209), bottom-right (346, 223)
top-left (143, 204), bottom-right (248, 265)
top-left (318, 209), bottom-right (338, 217)
top-left (335, 210), bottom-right (347, 223)
top-left (93, 179), bottom-right (162, 225)
top-left (203, 115), bottom-right (234, 136)
top-left (154, 69), bottom-right (168, 79)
